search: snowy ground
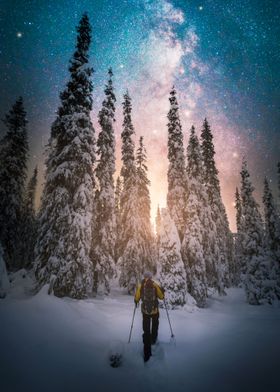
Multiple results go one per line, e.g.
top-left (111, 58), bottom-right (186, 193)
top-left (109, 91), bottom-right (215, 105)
top-left (1, 272), bottom-right (280, 392)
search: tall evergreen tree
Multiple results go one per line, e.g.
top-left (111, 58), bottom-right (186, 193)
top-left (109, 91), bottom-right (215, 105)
top-left (200, 118), bottom-right (233, 287)
top-left (158, 209), bottom-right (186, 309)
top-left (34, 14), bottom-right (96, 298)
top-left (20, 166), bottom-right (38, 269)
top-left (115, 176), bottom-right (122, 218)
top-left (0, 97), bottom-right (29, 270)
top-left (115, 176), bottom-right (122, 262)
top-left (240, 160), bottom-right (278, 304)
top-left (234, 187), bottom-right (244, 283)
top-left (136, 136), bottom-right (156, 273)
top-left (181, 126), bottom-right (209, 307)
top-left (155, 205), bottom-right (161, 243)
top-left (240, 160), bottom-right (264, 257)
top-left (263, 177), bottom-right (280, 255)
top-left (92, 68), bottom-right (116, 294)
top-left (166, 87), bottom-right (187, 241)
top-left (118, 92), bottom-right (142, 293)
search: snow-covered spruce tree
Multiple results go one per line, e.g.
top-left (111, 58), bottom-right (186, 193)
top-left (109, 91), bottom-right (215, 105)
top-left (200, 118), bottom-right (233, 287)
top-left (263, 177), bottom-right (280, 257)
top-left (20, 166), bottom-right (38, 269)
top-left (114, 175), bottom-right (122, 262)
top-left (118, 92), bottom-right (142, 293)
top-left (181, 126), bottom-right (210, 307)
top-left (136, 136), bottom-right (156, 273)
top-left (34, 14), bottom-right (96, 299)
top-left (158, 208), bottom-right (186, 309)
top-left (241, 160), bottom-right (278, 304)
top-left (92, 68), bottom-right (116, 294)
top-left (166, 87), bottom-right (187, 241)
top-left (0, 97), bottom-right (29, 271)
top-left (234, 187), bottom-right (244, 283)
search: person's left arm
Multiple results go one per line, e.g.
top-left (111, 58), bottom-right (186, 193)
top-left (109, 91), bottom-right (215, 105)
top-left (134, 284), bottom-right (141, 305)
top-left (154, 282), bottom-right (164, 300)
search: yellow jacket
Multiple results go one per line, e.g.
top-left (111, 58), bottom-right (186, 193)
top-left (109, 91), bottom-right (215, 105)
top-left (134, 279), bottom-right (164, 315)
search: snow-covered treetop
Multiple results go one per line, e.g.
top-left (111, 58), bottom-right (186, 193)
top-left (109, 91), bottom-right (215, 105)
top-left (55, 13), bottom-right (93, 123)
top-left (187, 125), bottom-right (203, 180)
top-left (98, 68), bottom-right (116, 128)
top-left (200, 118), bottom-right (220, 193)
top-left (120, 91), bottom-right (135, 180)
top-left (136, 136), bottom-right (149, 181)
top-left (167, 87), bottom-right (184, 167)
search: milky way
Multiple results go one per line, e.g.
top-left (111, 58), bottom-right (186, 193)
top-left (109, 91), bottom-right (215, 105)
top-left (0, 0), bottom-right (279, 230)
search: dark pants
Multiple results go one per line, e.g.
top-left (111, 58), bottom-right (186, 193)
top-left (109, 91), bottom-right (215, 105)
top-left (142, 312), bottom-right (159, 359)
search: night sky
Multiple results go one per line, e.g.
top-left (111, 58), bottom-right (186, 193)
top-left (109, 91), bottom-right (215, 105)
top-left (0, 0), bottom-right (279, 231)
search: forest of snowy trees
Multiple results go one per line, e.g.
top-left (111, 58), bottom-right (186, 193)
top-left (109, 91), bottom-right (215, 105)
top-left (0, 14), bottom-right (280, 306)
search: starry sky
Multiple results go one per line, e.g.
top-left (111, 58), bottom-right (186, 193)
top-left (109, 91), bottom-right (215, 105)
top-left (0, 0), bottom-right (279, 231)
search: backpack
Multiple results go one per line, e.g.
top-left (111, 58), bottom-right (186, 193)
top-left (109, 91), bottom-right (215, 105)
top-left (140, 278), bottom-right (158, 314)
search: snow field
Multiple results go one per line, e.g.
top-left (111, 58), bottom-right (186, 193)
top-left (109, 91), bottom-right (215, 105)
top-left (1, 276), bottom-right (280, 392)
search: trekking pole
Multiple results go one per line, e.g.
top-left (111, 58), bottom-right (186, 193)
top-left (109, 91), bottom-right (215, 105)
top-left (128, 304), bottom-right (137, 343)
top-left (164, 299), bottom-right (175, 338)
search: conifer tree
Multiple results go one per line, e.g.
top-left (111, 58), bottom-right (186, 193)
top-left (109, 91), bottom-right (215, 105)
top-left (240, 160), bottom-right (264, 257)
top-left (200, 118), bottom-right (233, 287)
top-left (155, 205), bottom-right (161, 244)
top-left (115, 176), bottom-right (122, 218)
top-left (240, 160), bottom-right (277, 304)
top-left (166, 87), bottom-right (187, 241)
top-left (234, 187), bottom-right (244, 282)
top-left (158, 209), bottom-right (186, 309)
top-left (263, 177), bottom-right (280, 255)
top-left (34, 14), bottom-right (96, 298)
top-left (115, 176), bottom-right (122, 262)
top-left (181, 126), bottom-right (209, 307)
top-left (0, 97), bottom-right (29, 270)
top-left (20, 166), bottom-right (38, 269)
top-left (92, 68), bottom-right (116, 294)
top-left (118, 92), bottom-right (142, 293)
top-left (136, 136), bottom-right (156, 273)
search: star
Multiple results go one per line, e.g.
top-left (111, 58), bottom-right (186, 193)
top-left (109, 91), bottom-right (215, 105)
top-left (199, 6), bottom-right (203, 11)
top-left (16, 32), bottom-right (23, 38)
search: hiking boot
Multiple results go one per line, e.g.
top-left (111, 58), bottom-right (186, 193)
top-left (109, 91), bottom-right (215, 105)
top-left (144, 352), bottom-right (151, 362)
top-left (151, 334), bottom-right (158, 345)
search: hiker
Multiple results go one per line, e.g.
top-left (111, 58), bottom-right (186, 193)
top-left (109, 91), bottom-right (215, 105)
top-left (134, 271), bottom-right (164, 362)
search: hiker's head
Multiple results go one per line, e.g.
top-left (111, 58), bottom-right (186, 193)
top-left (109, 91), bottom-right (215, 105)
top-left (143, 271), bottom-right (153, 279)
